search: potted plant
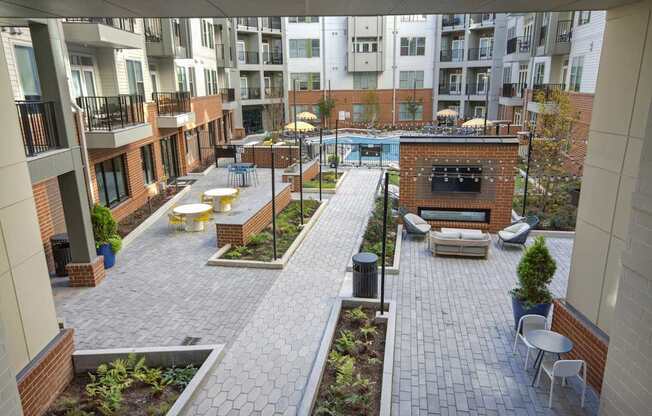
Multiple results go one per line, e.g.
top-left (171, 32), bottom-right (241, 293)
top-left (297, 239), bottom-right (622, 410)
top-left (91, 204), bottom-right (123, 269)
top-left (509, 236), bottom-right (556, 329)
top-left (328, 154), bottom-right (340, 168)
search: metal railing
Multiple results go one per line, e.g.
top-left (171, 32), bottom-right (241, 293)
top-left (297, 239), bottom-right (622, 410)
top-left (144, 18), bottom-right (162, 42)
top-left (77, 94), bottom-right (145, 131)
top-left (236, 17), bottom-right (258, 29)
top-left (262, 51), bottom-right (283, 65)
top-left (506, 36), bottom-right (531, 54)
top-left (442, 15), bottom-right (464, 28)
top-left (440, 48), bottom-right (465, 62)
top-left (556, 20), bottom-right (573, 43)
top-left (501, 83), bottom-right (526, 98)
top-left (466, 82), bottom-right (489, 95)
top-left (438, 83), bottom-right (462, 95)
top-left (261, 17), bottom-right (282, 31)
top-left (468, 47), bottom-right (493, 60)
top-left (469, 13), bottom-right (495, 26)
top-left (531, 84), bottom-right (566, 101)
top-left (238, 51), bottom-right (259, 64)
top-left (152, 91), bottom-right (190, 115)
top-left (220, 88), bottom-right (236, 102)
top-left (65, 18), bottom-right (136, 33)
top-left (15, 100), bottom-right (60, 157)
top-left (264, 87), bottom-right (283, 98)
top-left (240, 87), bottom-right (261, 100)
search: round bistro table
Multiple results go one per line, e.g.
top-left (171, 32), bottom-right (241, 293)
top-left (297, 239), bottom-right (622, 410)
top-left (173, 203), bottom-right (213, 232)
top-left (525, 329), bottom-right (574, 386)
top-left (204, 188), bottom-right (238, 212)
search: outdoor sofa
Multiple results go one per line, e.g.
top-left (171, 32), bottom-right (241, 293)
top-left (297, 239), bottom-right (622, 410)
top-left (430, 228), bottom-right (491, 258)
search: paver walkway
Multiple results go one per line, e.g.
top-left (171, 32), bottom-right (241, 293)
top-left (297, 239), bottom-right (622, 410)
top-left (184, 169), bottom-right (380, 415)
top-left (388, 236), bottom-right (599, 415)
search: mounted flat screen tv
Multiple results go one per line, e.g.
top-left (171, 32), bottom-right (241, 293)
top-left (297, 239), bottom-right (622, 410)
top-left (431, 165), bottom-right (482, 193)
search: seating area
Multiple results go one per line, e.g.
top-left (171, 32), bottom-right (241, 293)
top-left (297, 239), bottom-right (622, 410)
top-left (430, 227), bottom-right (492, 258)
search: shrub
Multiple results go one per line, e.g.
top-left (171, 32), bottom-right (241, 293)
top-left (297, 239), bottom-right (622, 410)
top-left (510, 236), bottom-right (556, 307)
top-left (91, 205), bottom-right (123, 254)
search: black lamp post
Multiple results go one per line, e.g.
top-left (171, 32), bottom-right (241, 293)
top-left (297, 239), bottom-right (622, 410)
top-left (379, 170), bottom-right (389, 316)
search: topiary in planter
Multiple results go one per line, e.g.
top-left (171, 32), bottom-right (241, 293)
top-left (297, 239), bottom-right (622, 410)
top-left (509, 236), bottom-right (556, 328)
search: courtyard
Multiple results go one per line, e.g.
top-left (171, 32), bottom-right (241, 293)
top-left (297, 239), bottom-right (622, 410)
top-left (51, 166), bottom-right (592, 415)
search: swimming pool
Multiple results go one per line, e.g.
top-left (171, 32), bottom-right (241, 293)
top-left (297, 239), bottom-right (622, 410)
top-left (314, 136), bottom-right (400, 164)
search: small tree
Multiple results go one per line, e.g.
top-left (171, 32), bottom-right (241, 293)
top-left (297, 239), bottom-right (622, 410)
top-left (361, 91), bottom-right (380, 125)
top-left (91, 205), bottom-right (123, 253)
top-left (264, 103), bottom-right (285, 143)
top-left (510, 236), bottom-right (556, 307)
top-left (317, 95), bottom-right (336, 128)
top-left (405, 95), bottom-right (423, 122)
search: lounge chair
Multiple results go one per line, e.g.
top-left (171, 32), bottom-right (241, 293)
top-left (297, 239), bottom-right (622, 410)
top-left (399, 208), bottom-right (431, 237)
top-left (497, 216), bottom-right (539, 247)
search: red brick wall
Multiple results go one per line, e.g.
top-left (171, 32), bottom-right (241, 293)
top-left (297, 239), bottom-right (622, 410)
top-left (17, 329), bottom-right (75, 416)
top-left (282, 160), bottom-right (319, 191)
top-left (242, 146), bottom-right (299, 168)
top-left (216, 185), bottom-right (292, 247)
top-left (551, 299), bottom-right (608, 393)
top-left (66, 256), bottom-right (106, 287)
top-left (32, 178), bottom-right (66, 274)
top-left (292, 89), bottom-right (434, 126)
top-left (399, 141), bottom-right (518, 232)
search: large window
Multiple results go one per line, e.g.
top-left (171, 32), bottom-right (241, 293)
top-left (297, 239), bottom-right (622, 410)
top-left (188, 67), bottom-right (196, 96)
top-left (353, 72), bottom-right (378, 90)
top-left (14, 45), bottom-right (41, 99)
top-left (399, 102), bottom-right (424, 121)
top-left (290, 72), bottom-right (320, 90)
top-left (288, 16), bottom-right (319, 23)
top-left (400, 37), bottom-right (426, 56)
top-left (126, 59), bottom-right (145, 97)
top-left (399, 71), bottom-right (424, 89)
top-left (204, 68), bottom-right (218, 95)
top-left (141, 144), bottom-right (156, 185)
top-left (353, 37), bottom-right (379, 53)
top-left (569, 56), bottom-right (584, 92)
top-left (352, 104), bottom-right (369, 122)
top-left (289, 39), bottom-right (320, 58)
top-left (95, 155), bottom-right (128, 207)
top-left (201, 19), bottom-right (215, 48)
top-left (70, 54), bottom-right (97, 98)
top-left (533, 62), bottom-right (546, 85)
top-left (176, 66), bottom-right (188, 92)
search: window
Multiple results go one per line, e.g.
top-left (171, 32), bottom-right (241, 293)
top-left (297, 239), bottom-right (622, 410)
top-left (353, 72), bottom-right (378, 90)
top-left (578, 11), bottom-right (591, 25)
top-left (352, 104), bottom-right (369, 122)
top-left (507, 26), bottom-right (516, 39)
top-left (141, 144), bottom-right (156, 185)
top-left (188, 67), bottom-right (196, 96)
top-left (14, 45), bottom-right (41, 99)
top-left (400, 37), bottom-right (426, 56)
top-left (353, 37), bottom-right (379, 53)
top-left (533, 62), bottom-right (545, 85)
top-left (70, 54), bottom-right (97, 98)
top-left (289, 39), bottom-right (320, 58)
top-left (288, 16), bottom-right (319, 23)
top-left (204, 69), bottom-right (218, 95)
top-left (95, 155), bottom-right (128, 207)
top-left (399, 102), bottom-right (424, 121)
top-left (502, 66), bottom-right (511, 84)
top-left (292, 104), bottom-right (320, 118)
top-left (473, 106), bottom-right (485, 118)
top-left (290, 72), bottom-right (320, 90)
top-left (569, 56), bottom-right (584, 92)
top-left (479, 37), bottom-right (493, 58)
top-left (176, 66), bottom-right (188, 92)
top-left (514, 109), bottom-right (522, 125)
top-left (126, 59), bottom-right (145, 97)
top-left (400, 15), bottom-right (427, 22)
top-left (399, 71), bottom-right (424, 89)
top-left (518, 64), bottom-right (528, 89)
top-left (201, 19), bottom-right (215, 48)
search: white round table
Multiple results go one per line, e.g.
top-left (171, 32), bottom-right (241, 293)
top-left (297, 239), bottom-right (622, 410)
top-left (173, 203), bottom-right (213, 231)
top-left (204, 188), bottom-right (238, 212)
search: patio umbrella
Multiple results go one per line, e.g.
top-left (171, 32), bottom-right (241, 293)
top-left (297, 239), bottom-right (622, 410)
top-left (296, 111), bottom-right (318, 121)
top-left (284, 121), bottom-right (316, 132)
top-left (437, 108), bottom-right (458, 118)
top-left (462, 118), bottom-right (494, 128)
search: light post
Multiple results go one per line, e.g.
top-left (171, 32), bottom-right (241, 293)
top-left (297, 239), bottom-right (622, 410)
top-left (293, 79), bottom-right (304, 226)
top-left (483, 70), bottom-right (491, 134)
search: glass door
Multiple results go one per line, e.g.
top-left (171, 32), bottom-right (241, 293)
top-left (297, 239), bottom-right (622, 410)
top-left (160, 135), bottom-right (179, 180)
top-left (240, 76), bottom-right (248, 99)
top-left (449, 73), bottom-right (461, 94)
top-left (262, 41), bottom-right (270, 63)
top-left (451, 39), bottom-right (464, 61)
top-left (237, 41), bottom-right (246, 64)
top-left (476, 73), bottom-right (488, 94)
top-left (479, 37), bottom-right (493, 59)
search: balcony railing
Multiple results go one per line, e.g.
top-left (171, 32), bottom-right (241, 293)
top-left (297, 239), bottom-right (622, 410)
top-left (240, 87), bottom-right (261, 100)
top-left (262, 51), bottom-right (283, 65)
top-left (77, 94), bottom-right (145, 131)
top-left (506, 36), bottom-right (531, 54)
top-left (438, 83), bottom-right (462, 95)
top-left (468, 47), bottom-right (493, 60)
top-left (144, 18), bottom-right (162, 42)
top-left (440, 48), bottom-right (465, 62)
top-left (15, 101), bottom-right (60, 157)
top-left (265, 87), bottom-right (283, 98)
top-left (152, 91), bottom-right (191, 115)
top-left (238, 51), bottom-right (259, 64)
top-left (466, 82), bottom-right (489, 95)
top-left (220, 88), bottom-right (236, 102)
top-left (501, 83), bottom-right (526, 98)
top-left (65, 18), bottom-right (136, 33)
top-left (261, 17), bottom-right (282, 32)
top-left (442, 15), bottom-right (464, 28)
top-left (556, 20), bottom-right (573, 43)
top-left (237, 17), bottom-right (258, 29)
top-left (531, 84), bottom-right (566, 101)
top-left (470, 13), bottom-right (495, 26)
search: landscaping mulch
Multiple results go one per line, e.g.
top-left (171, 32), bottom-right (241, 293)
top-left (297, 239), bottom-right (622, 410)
top-left (312, 307), bottom-right (386, 416)
top-left (117, 187), bottom-right (181, 238)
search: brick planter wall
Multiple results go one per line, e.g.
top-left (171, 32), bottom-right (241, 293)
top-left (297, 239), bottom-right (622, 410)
top-left (241, 146), bottom-right (299, 168)
top-left (66, 256), bottom-right (106, 287)
top-left (216, 185), bottom-right (292, 247)
top-left (551, 299), bottom-right (608, 393)
top-left (17, 329), bottom-right (75, 416)
top-left (282, 160), bottom-right (319, 191)
top-left (399, 138), bottom-right (519, 233)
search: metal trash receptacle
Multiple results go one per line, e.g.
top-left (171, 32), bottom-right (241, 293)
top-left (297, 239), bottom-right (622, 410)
top-left (50, 233), bottom-right (71, 277)
top-left (352, 252), bottom-right (378, 298)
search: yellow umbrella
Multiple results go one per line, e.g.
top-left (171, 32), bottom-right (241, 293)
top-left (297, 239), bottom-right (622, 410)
top-left (296, 111), bottom-right (318, 121)
top-left (284, 121), bottom-right (315, 132)
top-left (462, 118), bottom-right (494, 128)
top-left (437, 108), bottom-right (458, 118)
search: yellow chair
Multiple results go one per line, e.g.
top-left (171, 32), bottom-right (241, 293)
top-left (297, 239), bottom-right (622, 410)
top-left (199, 192), bottom-right (213, 204)
top-left (168, 212), bottom-right (185, 230)
top-left (219, 195), bottom-right (236, 212)
top-left (193, 211), bottom-right (212, 223)
top-left (233, 188), bottom-right (241, 201)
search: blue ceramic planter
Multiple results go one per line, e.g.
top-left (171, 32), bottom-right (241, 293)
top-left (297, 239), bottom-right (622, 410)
top-left (511, 295), bottom-right (551, 330)
top-left (96, 243), bottom-right (116, 269)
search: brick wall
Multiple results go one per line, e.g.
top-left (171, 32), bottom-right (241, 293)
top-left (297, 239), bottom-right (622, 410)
top-left (292, 89), bottom-right (434, 126)
top-left (281, 160), bottom-right (319, 191)
top-left (242, 146), bottom-right (299, 169)
top-left (17, 329), bottom-right (75, 416)
top-left (216, 185), bottom-right (292, 247)
top-left (551, 299), bottom-right (608, 393)
top-left (32, 178), bottom-right (66, 274)
top-left (66, 256), bottom-right (106, 287)
top-left (399, 140), bottom-right (518, 233)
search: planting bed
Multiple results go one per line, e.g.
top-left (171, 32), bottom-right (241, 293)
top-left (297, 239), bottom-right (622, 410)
top-left (303, 171), bottom-right (344, 189)
top-left (312, 306), bottom-right (386, 415)
top-left (359, 197), bottom-right (398, 267)
top-left (117, 187), bottom-right (182, 237)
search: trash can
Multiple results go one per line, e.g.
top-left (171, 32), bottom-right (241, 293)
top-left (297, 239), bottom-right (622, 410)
top-left (50, 233), bottom-right (71, 277)
top-left (352, 252), bottom-right (378, 298)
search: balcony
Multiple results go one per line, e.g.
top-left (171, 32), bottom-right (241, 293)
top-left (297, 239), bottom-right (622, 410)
top-left (466, 82), bottom-right (489, 96)
top-left (240, 87), bottom-right (261, 100)
top-left (442, 15), bottom-right (465, 29)
top-left (143, 18), bottom-right (162, 42)
top-left (152, 91), bottom-right (195, 128)
top-left (531, 84), bottom-right (566, 101)
top-left (220, 88), bottom-right (236, 102)
top-left (237, 17), bottom-right (259, 31)
top-left (62, 18), bottom-right (142, 49)
top-left (440, 49), bottom-right (464, 62)
top-left (469, 13), bottom-right (495, 28)
top-left (264, 87), bottom-right (284, 98)
top-left (262, 51), bottom-right (283, 65)
top-left (238, 51), bottom-right (260, 65)
top-left (261, 17), bottom-right (282, 33)
top-left (438, 83), bottom-right (462, 95)
top-left (76, 94), bottom-right (152, 148)
top-left (501, 83), bottom-right (526, 98)
top-left (467, 47), bottom-right (493, 61)
top-left (556, 20), bottom-right (573, 43)
top-left (15, 101), bottom-right (60, 157)
top-left (506, 36), bottom-right (531, 55)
